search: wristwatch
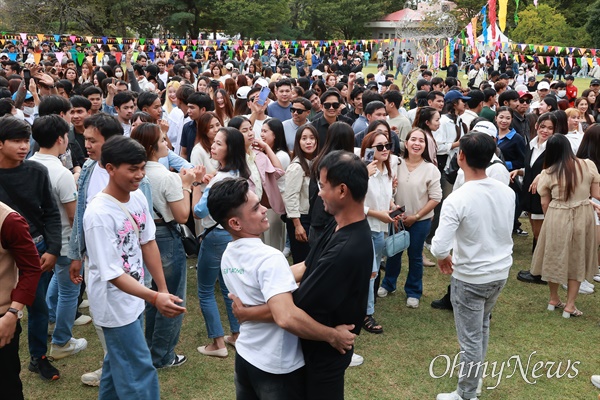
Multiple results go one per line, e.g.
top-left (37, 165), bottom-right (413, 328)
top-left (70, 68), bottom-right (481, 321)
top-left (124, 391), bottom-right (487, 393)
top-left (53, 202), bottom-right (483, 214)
top-left (7, 307), bottom-right (23, 319)
top-left (192, 181), bottom-right (202, 187)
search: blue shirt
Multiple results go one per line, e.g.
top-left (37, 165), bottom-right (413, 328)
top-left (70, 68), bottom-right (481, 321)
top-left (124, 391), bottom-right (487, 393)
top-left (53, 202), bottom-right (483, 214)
top-left (267, 102), bottom-right (292, 122)
top-left (180, 120), bottom-right (197, 161)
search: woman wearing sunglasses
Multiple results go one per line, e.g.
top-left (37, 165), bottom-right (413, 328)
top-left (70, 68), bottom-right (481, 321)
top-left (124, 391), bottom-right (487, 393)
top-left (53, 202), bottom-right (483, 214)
top-left (360, 129), bottom-right (400, 333)
top-left (379, 128), bottom-right (442, 309)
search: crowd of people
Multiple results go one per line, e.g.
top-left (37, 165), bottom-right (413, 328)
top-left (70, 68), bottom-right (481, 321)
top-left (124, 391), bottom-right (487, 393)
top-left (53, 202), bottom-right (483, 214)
top-left (1, 40), bottom-right (600, 400)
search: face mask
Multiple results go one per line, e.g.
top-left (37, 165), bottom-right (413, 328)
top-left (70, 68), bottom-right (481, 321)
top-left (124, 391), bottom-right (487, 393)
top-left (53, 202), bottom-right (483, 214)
top-left (558, 90), bottom-right (567, 97)
top-left (23, 106), bottom-right (35, 116)
top-left (115, 71), bottom-right (123, 78)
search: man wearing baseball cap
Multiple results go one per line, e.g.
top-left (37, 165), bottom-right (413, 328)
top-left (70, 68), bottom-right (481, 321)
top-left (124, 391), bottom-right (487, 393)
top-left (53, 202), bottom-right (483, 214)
top-left (533, 81), bottom-right (550, 103)
top-left (590, 79), bottom-right (600, 95)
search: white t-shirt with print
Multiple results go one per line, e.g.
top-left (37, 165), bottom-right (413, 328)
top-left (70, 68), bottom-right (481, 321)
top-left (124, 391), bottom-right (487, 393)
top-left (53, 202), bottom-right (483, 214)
top-left (221, 238), bottom-right (304, 374)
top-left (84, 190), bottom-right (156, 328)
top-left (29, 153), bottom-right (77, 257)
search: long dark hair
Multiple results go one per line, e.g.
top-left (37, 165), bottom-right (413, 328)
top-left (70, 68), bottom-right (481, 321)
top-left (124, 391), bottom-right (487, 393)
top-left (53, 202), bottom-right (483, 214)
top-left (403, 128), bottom-right (434, 163)
top-left (264, 119), bottom-right (289, 154)
top-left (130, 122), bottom-right (161, 158)
top-left (219, 127), bottom-right (250, 179)
top-left (577, 123), bottom-right (600, 171)
top-left (214, 88), bottom-right (233, 122)
top-left (310, 121), bottom-right (354, 177)
top-left (360, 130), bottom-right (392, 176)
top-left (552, 110), bottom-right (568, 135)
top-left (196, 112), bottom-right (222, 152)
top-left (293, 124), bottom-right (319, 176)
top-left (413, 106), bottom-right (438, 134)
top-left (543, 134), bottom-right (582, 201)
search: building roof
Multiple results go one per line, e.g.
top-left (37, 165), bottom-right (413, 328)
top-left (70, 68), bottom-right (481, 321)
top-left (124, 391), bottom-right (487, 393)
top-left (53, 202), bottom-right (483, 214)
top-left (380, 9), bottom-right (424, 22)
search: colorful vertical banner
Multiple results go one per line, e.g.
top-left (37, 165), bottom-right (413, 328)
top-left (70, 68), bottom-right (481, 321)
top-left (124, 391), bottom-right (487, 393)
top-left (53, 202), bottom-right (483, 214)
top-left (515, 0), bottom-right (520, 24)
top-left (482, 6), bottom-right (488, 45)
top-left (488, 0), bottom-right (497, 40)
top-left (471, 16), bottom-right (478, 47)
top-left (498, 0), bottom-right (509, 32)
top-left (466, 23), bottom-right (474, 48)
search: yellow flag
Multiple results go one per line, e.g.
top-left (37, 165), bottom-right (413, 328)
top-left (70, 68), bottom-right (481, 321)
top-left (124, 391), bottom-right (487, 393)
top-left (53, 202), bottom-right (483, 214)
top-left (498, 0), bottom-right (509, 32)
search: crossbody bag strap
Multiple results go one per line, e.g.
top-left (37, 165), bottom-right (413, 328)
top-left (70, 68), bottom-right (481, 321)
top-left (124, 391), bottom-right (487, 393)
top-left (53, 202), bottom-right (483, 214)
top-left (97, 192), bottom-right (140, 239)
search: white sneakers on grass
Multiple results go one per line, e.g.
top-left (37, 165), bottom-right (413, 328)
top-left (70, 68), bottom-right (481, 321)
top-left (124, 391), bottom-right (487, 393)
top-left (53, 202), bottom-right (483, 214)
top-left (562, 280), bottom-right (595, 294)
top-left (81, 368), bottom-right (102, 387)
top-left (50, 337), bottom-right (87, 360)
top-left (349, 353), bottom-right (364, 367)
top-left (406, 297), bottom-right (419, 308)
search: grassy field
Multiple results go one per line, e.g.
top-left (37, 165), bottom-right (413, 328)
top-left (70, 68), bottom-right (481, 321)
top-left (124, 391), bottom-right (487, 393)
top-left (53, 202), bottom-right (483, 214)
top-left (17, 218), bottom-right (600, 400)
top-left (16, 70), bottom-right (600, 399)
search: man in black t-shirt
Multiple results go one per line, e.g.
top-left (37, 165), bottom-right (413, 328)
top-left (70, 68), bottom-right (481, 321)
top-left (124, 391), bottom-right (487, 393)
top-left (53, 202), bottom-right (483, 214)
top-left (293, 151), bottom-right (372, 400)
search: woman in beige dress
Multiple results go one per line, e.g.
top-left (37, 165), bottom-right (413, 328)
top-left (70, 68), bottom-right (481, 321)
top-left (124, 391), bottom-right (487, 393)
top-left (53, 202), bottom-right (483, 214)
top-left (531, 134), bottom-right (600, 318)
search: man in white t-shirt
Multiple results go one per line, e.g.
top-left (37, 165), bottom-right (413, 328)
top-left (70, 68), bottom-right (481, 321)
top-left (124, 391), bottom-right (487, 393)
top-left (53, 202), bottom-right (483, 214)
top-left (432, 133), bottom-right (514, 400)
top-left (81, 136), bottom-right (185, 399)
top-left (30, 115), bottom-right (86, 360)
top-left (207, 178), bottom-right (355, 399)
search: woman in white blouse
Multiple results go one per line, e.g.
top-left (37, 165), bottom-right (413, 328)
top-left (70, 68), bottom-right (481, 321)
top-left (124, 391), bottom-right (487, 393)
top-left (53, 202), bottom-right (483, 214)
top-left (284, 124), bottom-right (319, 263)
top-left (379, 128), bottom-right (442, 309)
top-left (131, 123), bottom-right (201, 367)
top-left (361, 129), bottom-right (400, 334)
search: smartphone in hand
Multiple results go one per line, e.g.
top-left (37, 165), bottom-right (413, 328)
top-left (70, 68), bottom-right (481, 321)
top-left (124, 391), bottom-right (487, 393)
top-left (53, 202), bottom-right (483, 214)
top-left (256, 86), bottom-right (270, 106)
top-left (364, 148), bottom-right (374, 164)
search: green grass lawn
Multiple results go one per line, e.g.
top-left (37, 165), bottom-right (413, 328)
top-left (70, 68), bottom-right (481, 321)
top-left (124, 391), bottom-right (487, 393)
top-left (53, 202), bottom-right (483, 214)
top-left (17, 219), bottom-right (600, 399)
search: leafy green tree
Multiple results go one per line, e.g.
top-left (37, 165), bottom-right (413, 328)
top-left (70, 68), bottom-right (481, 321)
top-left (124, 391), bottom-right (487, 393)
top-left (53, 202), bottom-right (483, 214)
top-left (586, 0), bottom-right (600, 48)
top-left (510, 4), bottom-right (590, 47)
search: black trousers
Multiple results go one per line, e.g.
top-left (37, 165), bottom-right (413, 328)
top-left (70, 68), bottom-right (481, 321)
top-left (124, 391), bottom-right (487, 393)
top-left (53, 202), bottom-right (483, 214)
top-left (0, 319), bottom-right (23, 400)
top-left (302, 340), bottom-right (353, 400)
top-left (235, 353), bottom-right (306, 400)
top-left (286, 214), bottom-right (312, 264)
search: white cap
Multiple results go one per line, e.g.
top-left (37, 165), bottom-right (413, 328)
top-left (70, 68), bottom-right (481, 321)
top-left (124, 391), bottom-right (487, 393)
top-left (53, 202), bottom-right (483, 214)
top-left (255, 78), bottom-right (269, 88)
top-left (236, 86), bottom-right (251, 99)
top-left (311, 69), bottom-right (323, 77)
top-left (471, 121), bottom-right (498, 138)
top-left (225, 62), bottom-right (234, 70)
top-left (356, 72), bottom-right (364, 79)
top-left (537, 81), bottom-right (550, 91)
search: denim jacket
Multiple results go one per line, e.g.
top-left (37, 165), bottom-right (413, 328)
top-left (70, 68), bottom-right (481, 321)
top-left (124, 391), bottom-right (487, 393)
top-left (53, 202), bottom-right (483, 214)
top-left (67, 159), bottom-right (153, 260)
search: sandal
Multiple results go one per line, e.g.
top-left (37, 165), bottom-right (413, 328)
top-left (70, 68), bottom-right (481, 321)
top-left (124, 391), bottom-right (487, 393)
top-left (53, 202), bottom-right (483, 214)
top-left (547, 301), bottom-right (566, 311)
top-left (363, 315), bottom-right (383, 334)
top-left (562, 308), bottom-right (583, 319)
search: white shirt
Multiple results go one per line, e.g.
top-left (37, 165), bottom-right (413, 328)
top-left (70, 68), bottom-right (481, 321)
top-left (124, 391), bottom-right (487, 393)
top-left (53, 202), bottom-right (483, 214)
top-left (29, 153), bottom-right (77, 257)
top-left (453, 154), bottom-right (510, 191)
top-left (87, 164), bottom-right (110, 204)
top-left (167, 108), bottom-right (186, 155)
top-left (431, 178), bottom-right (514, 285)
top-left (144, 161), bottom-right (183, 223)
top-left (190, 144), bottom-right (218, 177)
top-left (529, 136), bottom-right (547, 167)
top-left (84, 190), bottom-right (156, 328)
top-left (221, 238), bottom-right (304, 374)
top-left (364, 166), bottom-right (394, 232)
top-left (565, 131), bottom-right (584, 154)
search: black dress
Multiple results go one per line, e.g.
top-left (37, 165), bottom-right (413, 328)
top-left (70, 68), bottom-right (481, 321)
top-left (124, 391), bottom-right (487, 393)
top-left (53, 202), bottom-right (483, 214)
top-left (520, 147), bottom-right (545, 215)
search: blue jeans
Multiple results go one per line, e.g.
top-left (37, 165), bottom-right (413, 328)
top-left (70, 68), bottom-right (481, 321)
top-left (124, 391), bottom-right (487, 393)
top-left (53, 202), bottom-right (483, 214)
top-left (46, 256), bottom-right (79, 346)
top-left (27, 239), bottom-right (51, 358)
top-left (145, 224), bottom-right (187, 367)
top-left (451, 277), bottom-right (506, 400)
top-left (100, 314), bottom-right (159, 400)
top-left (381, 219), bottom-right (431, 299)
top-left (367, 231), bottom-right (384, 315)
top-left (197, 228), bottom-right (239, 338)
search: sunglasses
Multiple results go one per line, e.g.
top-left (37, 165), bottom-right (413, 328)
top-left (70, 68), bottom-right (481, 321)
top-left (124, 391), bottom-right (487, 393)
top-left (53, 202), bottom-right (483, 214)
top-left (372, 143), bottom-right (393, 151)
top-left (290, 107), bottom-right (308, 114)
top-left (323, 102), bottom-right (341, 110)
top-left (519, 98), bottom-right (532, 104)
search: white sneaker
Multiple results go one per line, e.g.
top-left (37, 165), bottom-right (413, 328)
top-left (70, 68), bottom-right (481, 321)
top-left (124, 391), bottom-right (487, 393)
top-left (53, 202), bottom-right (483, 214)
top-left (81, 368), bottom-right (102, 387)
top-left (591, 375), bottom-right (600, 389)
top-left (282, 247), bottom-right (291, 257)
top-left (349, 353), bottom-right (364, 367)
top-left (563, 281), bottom-right (594, 294)
top-left (594, 274), bottom-right (600, 283)
top-left (436, 390), bottom-right (478, 400)
top-left (406, 297), bottom-right (419, 308)
top-left (79, 299), bottom-right (89, 309)
top-left (74, 314), bottom-right (92, 325)
top-left (377, 287), bottom-right (389, 298)
top-left (50, 337), bottom-right (87, 360)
